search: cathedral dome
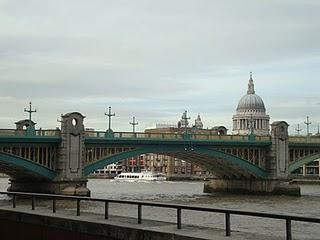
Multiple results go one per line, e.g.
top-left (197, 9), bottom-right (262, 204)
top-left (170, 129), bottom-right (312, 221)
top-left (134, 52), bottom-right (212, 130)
top-left (236, 73), bottom-right (266, 113)
top-left (237, 93), bottom-right (266, 112)
top-left (232, 73), bottom-right (270, 136)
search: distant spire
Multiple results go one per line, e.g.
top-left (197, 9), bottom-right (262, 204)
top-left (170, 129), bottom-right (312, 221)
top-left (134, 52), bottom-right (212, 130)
top-left (247, 72), bottom-right (255, 94)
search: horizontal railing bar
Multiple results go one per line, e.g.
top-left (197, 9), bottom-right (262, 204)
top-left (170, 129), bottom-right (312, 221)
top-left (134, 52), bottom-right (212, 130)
top-left (1, 191), bottom-right (320, 224)
top-left (1, 129), bottom-right (319, 143)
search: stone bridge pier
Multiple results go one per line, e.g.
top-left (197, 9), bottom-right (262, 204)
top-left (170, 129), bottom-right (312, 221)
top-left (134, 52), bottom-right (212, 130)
top-left (204, 121), bottom-right (301, 196)
top-left (9, 112), bottom-right (90, 196)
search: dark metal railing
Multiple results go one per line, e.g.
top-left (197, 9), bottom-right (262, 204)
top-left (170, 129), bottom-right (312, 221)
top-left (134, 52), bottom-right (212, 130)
top-left (1, 191), bottom-right (320, 240)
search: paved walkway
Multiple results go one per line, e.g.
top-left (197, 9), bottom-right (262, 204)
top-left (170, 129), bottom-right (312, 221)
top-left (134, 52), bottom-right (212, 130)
top-left (0, 203), bottom-right (284, 240)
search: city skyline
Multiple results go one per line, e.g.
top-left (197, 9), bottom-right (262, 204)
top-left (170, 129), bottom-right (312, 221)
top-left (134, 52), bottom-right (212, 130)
top-left (0, 1), bottom-right (320, 134)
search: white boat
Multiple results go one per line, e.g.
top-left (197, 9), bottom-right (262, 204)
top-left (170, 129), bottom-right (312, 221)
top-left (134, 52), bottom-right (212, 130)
top-left (114, 170), bottom-right (166, 181)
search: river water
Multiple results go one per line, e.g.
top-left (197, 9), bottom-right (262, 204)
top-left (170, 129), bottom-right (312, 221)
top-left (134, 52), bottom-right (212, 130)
top-left (0, 178), bottom-right (319, 239)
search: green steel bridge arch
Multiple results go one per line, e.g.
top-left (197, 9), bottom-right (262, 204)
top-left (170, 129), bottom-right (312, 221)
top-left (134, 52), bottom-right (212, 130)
top-left (83, 145), bottom-right (268, 178)
top-left (0, 152), bottom-right (56, 180)
top-left (288, 153), bottom-right (320, 173)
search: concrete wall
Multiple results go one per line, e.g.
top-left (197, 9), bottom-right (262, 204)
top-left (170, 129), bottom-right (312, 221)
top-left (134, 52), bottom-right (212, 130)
top-left (0, 218), bottom-right (117, 240)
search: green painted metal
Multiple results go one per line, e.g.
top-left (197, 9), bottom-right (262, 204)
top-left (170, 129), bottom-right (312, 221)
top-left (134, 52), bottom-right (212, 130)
top-left (84, 148), bottom-right (154, 176)
top-left (248, 133), bottom-right (256, 141)
top-left (25, 127), bottom-right (36, 136)
top-left (83, 145), bottom-right (268, 178)
top-left (183, 132), bottom-right (190, 140)
top-left (289, 142), bottom-right (320, 148)
top-left (105, 129), bottom-right (114, 138)
top-left (84, 137), bottom-right (271, 147)
top-left (0, 152), bottom-right (56, 180)
top-left (196, 147), bottom-right (268, 178)
top-left (288, 153), bottom-right (320, 173)
top-left (0, 136), bottom-right (61, 144)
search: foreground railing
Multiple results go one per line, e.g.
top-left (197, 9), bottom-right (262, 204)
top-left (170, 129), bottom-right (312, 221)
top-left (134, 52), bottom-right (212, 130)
top-left (1, 192), bottom-right (319, 239)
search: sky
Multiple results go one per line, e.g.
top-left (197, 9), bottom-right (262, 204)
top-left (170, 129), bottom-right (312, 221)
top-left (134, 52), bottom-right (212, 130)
top-left (0, 0), bottom-right (320, 134)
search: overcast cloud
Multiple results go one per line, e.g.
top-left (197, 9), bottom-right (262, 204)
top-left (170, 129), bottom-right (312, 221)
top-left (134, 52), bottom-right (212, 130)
top-left (0, 0), bottom-right (320, 134)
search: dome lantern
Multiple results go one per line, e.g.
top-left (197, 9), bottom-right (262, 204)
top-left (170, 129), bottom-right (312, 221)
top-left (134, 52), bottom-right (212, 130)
top-left (247, 72), bottom-right (255, 94)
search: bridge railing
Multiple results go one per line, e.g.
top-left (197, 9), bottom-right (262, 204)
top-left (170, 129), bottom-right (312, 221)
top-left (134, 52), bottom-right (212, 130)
top-left (0, 129), bottom-right (61, 137)
top-left (0, 129), bottom-right (16, 136)
top-left (84, 131), bottom-right (272, 142)
top-left (289, 136), bottom-right (320, 143)
top-left (1, 191), bottom-right (319, 240)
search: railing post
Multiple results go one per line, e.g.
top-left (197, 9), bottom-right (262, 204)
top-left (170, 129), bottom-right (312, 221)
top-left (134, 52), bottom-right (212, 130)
top-left (138, 204), bottom-right (142, 224)
top-left (225, 213), bottom-right (231, 236)
top-left (52, 199), bottom-right (56, 213)
top-left (76, 199), bottom-right (81, 216)
top-left (105, 201), bottom-right (109, 219)
top-left (12, 194), bottom-right (16, 208)
top-left (177, 207), bottom-right (182, 229)
top-left (31, 196), bottom-right (35, 210)
top-left (286, 219), bottom-right (292, 240)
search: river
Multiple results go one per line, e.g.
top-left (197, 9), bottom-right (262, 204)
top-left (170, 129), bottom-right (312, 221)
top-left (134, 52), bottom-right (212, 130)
top-left (0, 178), bottom-right (319, 239)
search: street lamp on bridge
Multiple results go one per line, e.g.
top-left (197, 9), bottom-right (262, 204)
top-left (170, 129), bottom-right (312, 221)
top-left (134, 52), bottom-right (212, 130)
top-left (105, 106), bottom-right (115, 138)
top-left (181, 110), bottom-right (190, 139)
top-left (24, 101), bottom-right (37, 135)
top-left (130, 116), bottom-right (138, 133)
top-left (304, 116), bottom-right (312, 136)
top-left (295, 124), bottom-right (302, 136)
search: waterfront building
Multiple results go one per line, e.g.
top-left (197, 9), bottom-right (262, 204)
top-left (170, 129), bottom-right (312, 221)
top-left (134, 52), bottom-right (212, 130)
top-left (92, 156), bottom-right (145, 177)
top-left (144, 113), bottom-right (227, 179)
top-left (93, 163), bottom-right (122, 177)
top-left (121, 155), bottom-right (145, 172)
top-left (232, 73), bottom-right (270, 135)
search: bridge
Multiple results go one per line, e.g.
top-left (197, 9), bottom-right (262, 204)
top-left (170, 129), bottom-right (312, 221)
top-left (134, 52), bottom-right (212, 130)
top-left (0, 112), bottom-right (319, 196)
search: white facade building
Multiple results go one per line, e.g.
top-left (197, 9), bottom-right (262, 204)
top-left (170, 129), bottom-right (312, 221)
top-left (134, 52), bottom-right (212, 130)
top-left (232, 73), bottom-right (270, 136)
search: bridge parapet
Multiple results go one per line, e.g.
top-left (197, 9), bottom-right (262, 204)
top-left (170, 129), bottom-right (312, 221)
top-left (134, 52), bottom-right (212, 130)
top-left (0, 129), bottom-right (61, 137)
top-left (85, 131), bottom-right (272, 142)
top-left (289, 136), bottom-right (320, 144)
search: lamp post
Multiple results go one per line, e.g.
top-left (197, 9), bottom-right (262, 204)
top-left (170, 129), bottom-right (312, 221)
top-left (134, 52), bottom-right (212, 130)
top-left (304, 116), bottom-right (312, 136)
top-left (295, 124), bottom-right (302, 136)
top-left (104, 106), bottom-right (115, 138)
top-left (105, 106), bottom-right (115, 131)
top-left (181, 110), bottom-right (190, 139)
top-left (247, 114), bottom-right (256, 140)
top-left (24, 102), bottom-right (37, 135)
top-left (130, 116), bottom-right (138, 133)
